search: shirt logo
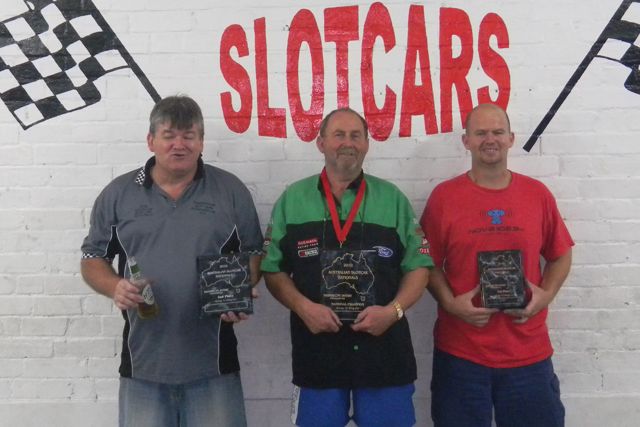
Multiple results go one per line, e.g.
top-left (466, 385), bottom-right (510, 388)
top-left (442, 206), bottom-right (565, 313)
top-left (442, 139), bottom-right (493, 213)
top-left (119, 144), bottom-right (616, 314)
top-left (420, 237), bottom-right (431, 256)
top-left (298, 248), bottom-right (319, 258)
top-left (488, 209), bottom-right (505, 225)
top-left (192, 201), bottom-right (216, 214)
top-left (297, 238), bottom-right (319, 258)
top-left (469, 210), bottom-right (520, 235)
top-left (134, 204), bottom-right (153, 217)
top-left (262, 225), bottom-right (273, 249)
top-left (373, 245), bottom-right (394, 258)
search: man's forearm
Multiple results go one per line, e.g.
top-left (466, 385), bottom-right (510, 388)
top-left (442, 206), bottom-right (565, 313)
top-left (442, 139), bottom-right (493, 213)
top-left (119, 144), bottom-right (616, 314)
top-left (80, 258), bottom-right (120, 299)
top-left (249, 255), bottom-right (263, 286)
top-left (394, 267), bottom-right (429, 311)
top-left (426, 267), bottom-right (456, 310)
top-left (539, 249), bottom-right (572, 301)
top-left (263, 271), bottom-right (309, 315)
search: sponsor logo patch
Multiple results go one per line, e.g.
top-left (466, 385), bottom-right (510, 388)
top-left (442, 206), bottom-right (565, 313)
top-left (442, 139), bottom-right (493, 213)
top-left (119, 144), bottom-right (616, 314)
top-left (297, 238), bottom-right (318, 247)
top-left (297, 238), bottom-right (319, 258)
top-left (298, 248), bottom-right (319, 258)
top-left (262, 225), bottom-right (273, 249)
top-left (373, 245), bottom-right (394, 258)
top-left (420, 236), bottom-right (431, 255)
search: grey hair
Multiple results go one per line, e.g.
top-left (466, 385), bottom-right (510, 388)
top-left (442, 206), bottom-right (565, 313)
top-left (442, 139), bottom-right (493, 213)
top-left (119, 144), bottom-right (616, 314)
top-left (148, 95), bottom-right (204, 137)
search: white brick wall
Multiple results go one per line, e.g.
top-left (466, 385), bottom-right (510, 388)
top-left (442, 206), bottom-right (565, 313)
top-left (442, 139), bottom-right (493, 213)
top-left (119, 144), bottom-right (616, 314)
top-left (1, 0), bottom-right (639, 425)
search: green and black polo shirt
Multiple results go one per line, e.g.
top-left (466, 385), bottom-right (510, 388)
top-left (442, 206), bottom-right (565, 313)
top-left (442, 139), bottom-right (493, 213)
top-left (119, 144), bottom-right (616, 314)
top-left (262, 172), bottom-right (433, 388)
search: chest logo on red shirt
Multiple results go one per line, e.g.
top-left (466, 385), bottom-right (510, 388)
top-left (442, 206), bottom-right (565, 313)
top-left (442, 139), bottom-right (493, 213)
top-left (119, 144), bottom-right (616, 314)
top-left (469, 209), bottom-right (523, 234)
top-left (488, 209), bottom-right (505, 225)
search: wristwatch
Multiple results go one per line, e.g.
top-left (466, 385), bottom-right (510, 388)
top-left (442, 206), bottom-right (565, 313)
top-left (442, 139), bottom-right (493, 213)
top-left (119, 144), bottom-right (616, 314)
top-left (391, 300), bottom-right (404, 320)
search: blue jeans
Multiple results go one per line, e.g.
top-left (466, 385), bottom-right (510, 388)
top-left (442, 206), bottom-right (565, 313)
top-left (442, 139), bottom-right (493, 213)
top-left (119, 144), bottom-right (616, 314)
top-left (292, 384), bottom-right (416, 427)
top-left (431, 349), bottom-right (564, 427)
top-left (119, 373), bottom-right (247, 427)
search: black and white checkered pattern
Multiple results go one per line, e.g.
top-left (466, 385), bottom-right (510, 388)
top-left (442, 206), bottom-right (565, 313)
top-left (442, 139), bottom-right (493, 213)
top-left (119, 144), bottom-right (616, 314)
top-left (0, 0), bottom-right (153, 129)
top-left (524, 0), bottom-right (640, 151)
top-left (597, 0), bottom-right (640, 93)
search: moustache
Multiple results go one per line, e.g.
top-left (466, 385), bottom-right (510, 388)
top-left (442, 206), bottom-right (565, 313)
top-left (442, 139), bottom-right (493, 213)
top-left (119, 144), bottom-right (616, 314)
top-left (337, 148), bottom-right (357, 156)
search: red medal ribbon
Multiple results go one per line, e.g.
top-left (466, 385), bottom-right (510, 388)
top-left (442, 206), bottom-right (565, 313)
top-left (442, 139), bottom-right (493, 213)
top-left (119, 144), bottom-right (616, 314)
top-left (320, 167), bottom-right (366, 247)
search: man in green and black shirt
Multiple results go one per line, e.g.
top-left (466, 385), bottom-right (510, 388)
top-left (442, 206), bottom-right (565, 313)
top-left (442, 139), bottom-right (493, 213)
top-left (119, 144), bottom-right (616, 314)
top-left (261, 108), bottom-right (433, 427)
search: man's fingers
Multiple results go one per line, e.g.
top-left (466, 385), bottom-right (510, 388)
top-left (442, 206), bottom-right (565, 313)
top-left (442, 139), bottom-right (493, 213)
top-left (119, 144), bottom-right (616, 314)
top-left (329, 313), bottom-right (342, 331)
top-left (113, 279), bottom-right (144, 310)
top-left (305, 305), bottom-right (342, 333)
top-left (114, 294), bottom-right (140, 310)
top-left (476, 307), bottom-right (499, 314)
top-left (326, 307), bottom-right (343, 327)
top-left (503, 309), bottom-right (526, 317)
top-left (221, 312), bottom-right (241, 323)
top-left (352, 309), bottom-right (368, 325)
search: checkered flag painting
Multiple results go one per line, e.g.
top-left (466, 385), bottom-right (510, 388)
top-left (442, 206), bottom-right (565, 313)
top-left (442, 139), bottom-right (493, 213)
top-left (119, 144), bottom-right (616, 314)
top-left (596, 2), bottom-right (640, 93)
top-left (0, 0), bottom-right (160, 129)
top-left (524, 0), bottom-right (640, 151)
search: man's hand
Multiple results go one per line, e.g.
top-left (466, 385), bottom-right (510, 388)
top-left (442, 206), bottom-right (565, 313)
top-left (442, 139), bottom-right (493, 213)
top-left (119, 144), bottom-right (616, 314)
top-left (220, 287), bottom-right (260, 323)
top-left (504, 281), bottom-right (553, 324)
top-left (445, 285), bottom-right (498, 327)
top-left (351, 305), bottom-right (397, 336)
top-left (297, 300), bottom-right (342, 334)
top-left (263, 271), bottom-right (341, 333)
top-left (221, 312), bottom-right (250, 323)
top-left (113, 278), bottom-right (144, 311)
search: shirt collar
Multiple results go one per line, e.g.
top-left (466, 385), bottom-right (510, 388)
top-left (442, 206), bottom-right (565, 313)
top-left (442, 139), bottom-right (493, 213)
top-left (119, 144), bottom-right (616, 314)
top-left (134, 156), bottom-right (205, 188)
top-left (316, 170), bottom-right (364, 193)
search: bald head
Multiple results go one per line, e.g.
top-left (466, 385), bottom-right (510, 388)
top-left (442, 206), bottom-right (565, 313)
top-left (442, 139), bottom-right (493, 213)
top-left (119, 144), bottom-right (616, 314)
top-left (319, 107), bottom-right (368, 139)
top-left (465, 104), bottom-right (511, 134)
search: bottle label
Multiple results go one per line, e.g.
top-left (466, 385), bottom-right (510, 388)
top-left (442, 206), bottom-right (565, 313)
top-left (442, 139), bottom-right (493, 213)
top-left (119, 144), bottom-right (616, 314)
top-left (141, 284), bottom-right (155, 305)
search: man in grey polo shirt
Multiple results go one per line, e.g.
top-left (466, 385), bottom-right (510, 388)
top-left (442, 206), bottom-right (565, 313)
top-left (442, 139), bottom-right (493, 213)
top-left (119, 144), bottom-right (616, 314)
top-left (81, 95), bottom-right (263, 427)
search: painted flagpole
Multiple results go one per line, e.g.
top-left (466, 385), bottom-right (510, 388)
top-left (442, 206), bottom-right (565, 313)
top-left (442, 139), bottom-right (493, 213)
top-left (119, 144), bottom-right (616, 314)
top-left (523, 0), bottom-right (636, 151)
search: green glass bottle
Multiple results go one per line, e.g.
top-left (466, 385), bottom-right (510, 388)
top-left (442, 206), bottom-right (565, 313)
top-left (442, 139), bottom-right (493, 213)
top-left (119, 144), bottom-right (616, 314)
top-left (128, 257), bottom-right (159, 319)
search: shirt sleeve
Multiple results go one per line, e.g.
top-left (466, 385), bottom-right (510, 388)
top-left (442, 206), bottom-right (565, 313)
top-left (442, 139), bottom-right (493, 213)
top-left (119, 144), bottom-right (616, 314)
top-left (80, 184), bottom-right (120, 261)
top-left (397, 190), bottom-right (434, 273)
top-left (420, 185), bottom-right (445, 268)
top-left (260, 191), bottom-right (288, 273)
top-left (232, 180), bottom-right (264, 254)
top-left (540, 185), bottom-right (574, 261)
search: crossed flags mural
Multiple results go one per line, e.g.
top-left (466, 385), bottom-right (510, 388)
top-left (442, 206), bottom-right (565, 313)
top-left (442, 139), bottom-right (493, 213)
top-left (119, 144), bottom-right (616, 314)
top-left (525, 0), bottom-right (640, 150)
top-left (0, 0), bottom-right (160, 129)
top-left (1, 1), bottom-right (639, 138)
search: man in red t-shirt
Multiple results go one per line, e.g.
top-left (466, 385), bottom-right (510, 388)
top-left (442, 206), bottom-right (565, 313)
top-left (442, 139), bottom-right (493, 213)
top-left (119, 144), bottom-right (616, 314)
top-left (420, 103), bottom-right (573, 427)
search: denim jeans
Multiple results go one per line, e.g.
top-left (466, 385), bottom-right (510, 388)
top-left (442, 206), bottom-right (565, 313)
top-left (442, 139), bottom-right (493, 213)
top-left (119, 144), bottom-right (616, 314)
top-left (119, 372), bottom-right (247, 427)
top-left (431, 349), bottom-right (564, 427)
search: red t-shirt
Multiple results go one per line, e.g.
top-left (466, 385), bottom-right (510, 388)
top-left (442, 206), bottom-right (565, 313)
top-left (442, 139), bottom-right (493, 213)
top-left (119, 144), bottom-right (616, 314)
top-left (420, 172), bottom-right (574, 368)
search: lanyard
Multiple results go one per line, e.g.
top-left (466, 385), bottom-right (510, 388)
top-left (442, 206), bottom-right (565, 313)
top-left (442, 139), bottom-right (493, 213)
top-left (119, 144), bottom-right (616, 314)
top-left (320, 168), bottom-right (366, 247)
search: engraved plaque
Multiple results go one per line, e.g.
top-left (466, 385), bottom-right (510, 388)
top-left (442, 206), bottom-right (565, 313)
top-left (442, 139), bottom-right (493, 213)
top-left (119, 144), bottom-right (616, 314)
top-left (478, 250), bottom-right (526, 309)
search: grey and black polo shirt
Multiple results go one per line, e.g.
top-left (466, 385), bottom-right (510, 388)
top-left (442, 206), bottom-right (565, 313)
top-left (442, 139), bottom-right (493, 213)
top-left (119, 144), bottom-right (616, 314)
top-left (81, 157), bottom-right (263, 384)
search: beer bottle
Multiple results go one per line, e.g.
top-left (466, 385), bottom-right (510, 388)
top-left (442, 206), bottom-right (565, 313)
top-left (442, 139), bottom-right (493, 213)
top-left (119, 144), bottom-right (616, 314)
top-left (128, 256), bottom-right (159, 319)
